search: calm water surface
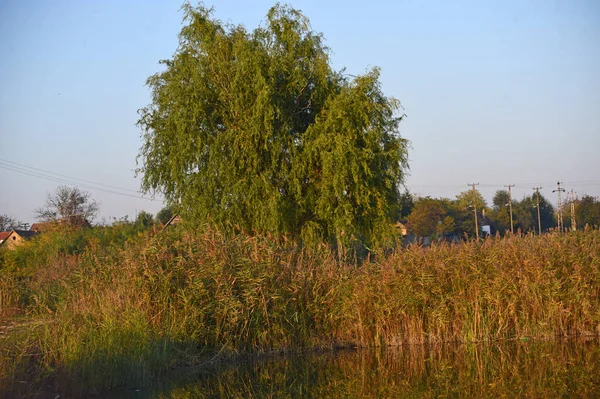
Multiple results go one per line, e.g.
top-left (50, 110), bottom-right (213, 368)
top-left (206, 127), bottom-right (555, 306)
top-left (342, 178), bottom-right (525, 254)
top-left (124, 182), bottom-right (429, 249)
top-left (113, 339), bottom-right (600, 398)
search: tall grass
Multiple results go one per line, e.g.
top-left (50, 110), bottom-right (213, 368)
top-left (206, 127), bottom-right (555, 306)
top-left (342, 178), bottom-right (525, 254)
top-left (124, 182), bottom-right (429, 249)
top-left (1, 225), bottom-right (599, 396)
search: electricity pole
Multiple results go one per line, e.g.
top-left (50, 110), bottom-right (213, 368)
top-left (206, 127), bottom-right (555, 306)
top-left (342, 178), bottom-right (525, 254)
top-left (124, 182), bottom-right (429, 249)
top-left (468, 183), bottom-right (480, 241)
top-left (533, 187), bottom-right (542, 235)
top-left (553, 181), bottom-right (565, 231)
top-left (569, 190), bottom-right (577, 231)
top-left (504, 184), bottom-right (515, 233)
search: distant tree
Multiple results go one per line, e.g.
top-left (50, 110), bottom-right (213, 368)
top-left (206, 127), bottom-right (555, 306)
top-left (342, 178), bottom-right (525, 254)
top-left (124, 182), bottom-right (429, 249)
top-left (454, 189), bottom-right (488, 237)
top-left (492, 190), bottom-right (510, 210)
top-left (407, 198), bottom-right (445, 238)
top-left (395, 190), bottom-right (414, 220)
top-left (513, 194), bottom-right (555, 233)
top-left (575, 195), bottom-right (600, 228)
top-left (156, 206), bottom-right (174, 225)
top-left (0, 214), bottom-right (21, 232)
top-left (136, 3), bottom-right (409, 249)
top-left (536, 194), bottom-right (555, 232)
top-left (489, 206), bottom-right (511, 234)
top-left (35, 186), bottom-right (99, 223)
top-left (456, 189), bottom-right (487, 212)
top-left (135, 211), bottom-right (154, 229)
top-left (513, 196), bottom-right (536, 232)
top-left (437, 215), bottom-right (456, 236)
top-left (489, 190), bottom-right (512, 234)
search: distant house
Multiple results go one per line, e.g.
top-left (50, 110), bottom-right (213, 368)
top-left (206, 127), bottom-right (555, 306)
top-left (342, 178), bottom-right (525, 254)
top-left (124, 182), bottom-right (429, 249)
top-left (0, 231), bottom-right (11, 247)
top-left (65, 215), bottom-right (92, 229)
top-left (395, 221), bottom-right (408, 237)
top-left (441, 232), bottom-right (461, 244)
top-left (0, 230), bottom-right (36, 249)
top-left (30, 222), bottom-right (52, 233)
top-left (30, 216), bottom-right (91, 233)
top-left (162, 214), bottom-right (182, 232)
top-left (479, 213), bottom-right (497, 237)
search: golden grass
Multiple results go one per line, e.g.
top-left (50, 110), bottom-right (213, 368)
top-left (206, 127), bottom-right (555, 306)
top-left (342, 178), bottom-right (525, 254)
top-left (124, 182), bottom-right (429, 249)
top-left (0, 226), bottom-right (599, 395)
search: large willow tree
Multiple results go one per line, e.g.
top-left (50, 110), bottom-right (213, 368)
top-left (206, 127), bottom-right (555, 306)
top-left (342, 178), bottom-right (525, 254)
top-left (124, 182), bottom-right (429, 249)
top-left (137, 3), bottom-right (409, 248)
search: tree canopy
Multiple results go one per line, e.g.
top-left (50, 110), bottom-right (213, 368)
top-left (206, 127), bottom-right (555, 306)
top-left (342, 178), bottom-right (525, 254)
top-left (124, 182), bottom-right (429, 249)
top-left (455, 189), bottom-right (487, 212)
top-left (406, 198), bottom-right (445, 238)
top-left (510, 193), bottom-right (554, 233)
top-left (35, 186), bottom-right (99, 224)
top-left (489, 190), bottom-right (512, 233)
top-left (575, 195), bottom-right (600, 229)
top-left (492, 190), bottom-right (510, 210)
top-left (0, 214), bottom-right (23, 232)
top-left (156, 206), bottom-right (174, 225)
top-left (137, 3), bottom-right (409, 248)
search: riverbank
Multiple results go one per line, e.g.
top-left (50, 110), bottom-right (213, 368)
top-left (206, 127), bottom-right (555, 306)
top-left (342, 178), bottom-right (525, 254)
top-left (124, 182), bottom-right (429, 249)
top-left (1, 226), bottom-right (599, 396)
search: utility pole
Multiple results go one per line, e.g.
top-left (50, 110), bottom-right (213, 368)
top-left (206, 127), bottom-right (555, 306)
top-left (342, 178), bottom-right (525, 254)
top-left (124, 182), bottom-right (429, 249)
top-left (468, 183), bottom-right (480, 241)
top-left (504, 184), bottom-right (515, 233)
top-left (533, 187), bottom-right (543, 235)
top-left (553, 181), bottom-right (565, 231)
top-left (569, 190), bottom-right (577, 231)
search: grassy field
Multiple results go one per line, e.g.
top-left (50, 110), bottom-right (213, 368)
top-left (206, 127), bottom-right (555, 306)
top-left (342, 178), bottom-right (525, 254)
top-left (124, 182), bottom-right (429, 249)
top-left (1, 224), bottom-right (599, 396)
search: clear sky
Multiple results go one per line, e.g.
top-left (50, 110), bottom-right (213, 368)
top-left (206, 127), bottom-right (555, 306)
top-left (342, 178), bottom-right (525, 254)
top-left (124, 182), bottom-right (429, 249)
top-left (1, 0), bottom-right (599, 225)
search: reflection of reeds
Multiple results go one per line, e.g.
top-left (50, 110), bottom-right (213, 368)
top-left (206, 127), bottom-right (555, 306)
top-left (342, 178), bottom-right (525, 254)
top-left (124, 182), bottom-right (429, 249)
top-left (0, 226), bottom-right (599, 396)
top-left (153, 340), bottom-right (600, 398)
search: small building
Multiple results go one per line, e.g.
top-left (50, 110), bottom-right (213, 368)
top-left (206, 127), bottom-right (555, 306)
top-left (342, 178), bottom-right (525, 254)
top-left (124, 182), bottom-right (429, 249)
top-left (30, 222), bottom-right (52, 233)
top-left (0, 230), bottom-right (36, 249)
top-left (30, 217), bottom-right (91, 233)
top-left (162, 214), bottom-right (182, 231)
top-left (479, 214), bottom-right (497, 237)
top-left (395, 221), bottom-right (408, 236)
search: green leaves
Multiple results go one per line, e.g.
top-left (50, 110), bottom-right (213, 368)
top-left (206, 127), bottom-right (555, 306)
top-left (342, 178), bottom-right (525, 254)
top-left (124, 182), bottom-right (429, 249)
top-left (407, 198), bottom-right (446, 238)
top-left (297, 69), bottom-right (407, 246)
top-left (137, 3), bottom-right (409, 249)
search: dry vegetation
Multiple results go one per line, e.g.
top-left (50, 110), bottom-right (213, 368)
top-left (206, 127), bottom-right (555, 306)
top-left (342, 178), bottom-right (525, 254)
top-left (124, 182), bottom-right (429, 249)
top-left (1, 224), bottom-right (599, 396)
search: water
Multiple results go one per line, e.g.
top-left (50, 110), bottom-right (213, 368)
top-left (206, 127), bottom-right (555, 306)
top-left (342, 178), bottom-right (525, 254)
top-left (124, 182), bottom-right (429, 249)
top-left (112, 339), bottom-right (600, 398)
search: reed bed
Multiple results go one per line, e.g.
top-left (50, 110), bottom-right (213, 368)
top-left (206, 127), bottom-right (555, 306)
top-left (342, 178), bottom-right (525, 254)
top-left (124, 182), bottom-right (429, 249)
top-left (1, 226), bottom-right (599, 396)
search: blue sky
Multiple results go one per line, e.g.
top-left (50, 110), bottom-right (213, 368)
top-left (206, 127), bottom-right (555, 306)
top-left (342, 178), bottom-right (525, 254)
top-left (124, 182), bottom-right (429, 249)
top-left (1, 0), bottom-right (599, 224)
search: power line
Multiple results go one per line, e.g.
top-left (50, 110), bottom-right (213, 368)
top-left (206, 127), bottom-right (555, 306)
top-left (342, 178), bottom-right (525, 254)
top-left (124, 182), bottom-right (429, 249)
top-left (553, 181), bottom-right (565, 231)
top-left (533, 187), bottom-right (543, 235)
top-left (0, 163), bottom-right (163, 202)
top-left (408, 181), bottom-right (600, 193)
top-left (0, 158), bottom-right (141, 193)
top-left (0, 164), bottom-right (159, 201)
top-left (504, 184), bottom-right (515, 234)
top-left (569, 189), bottom-right (577, 232)
top-left (467, 183), bottom-right (480, 241)
top-left (4, 157), bottom-right (600, 207)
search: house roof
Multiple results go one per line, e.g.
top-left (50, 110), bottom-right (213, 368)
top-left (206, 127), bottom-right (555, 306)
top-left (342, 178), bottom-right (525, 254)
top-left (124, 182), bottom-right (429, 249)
top-left (0, 231), bottom-right (11, 242)
top-left (0, 230), bottom-right (37, 244)
top-left (30, 217), bottom-right (91, 232)
top-left (163, 214), bottom-right (181, 228)
top-left (30, 222), bottom-right (51, 232)
top-left (65, 215), bottom-right (92, 228)
top-left (14, 230), bottom-right (36, 239)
